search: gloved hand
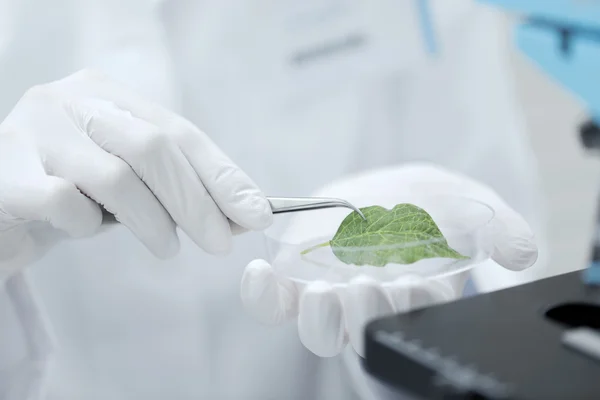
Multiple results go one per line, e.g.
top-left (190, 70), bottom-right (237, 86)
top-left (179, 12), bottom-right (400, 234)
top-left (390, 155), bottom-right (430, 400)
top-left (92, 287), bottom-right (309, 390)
top-left (0, 69), bottom-right (272, 278)
top-left (241, 163), bottom-right (539, 357)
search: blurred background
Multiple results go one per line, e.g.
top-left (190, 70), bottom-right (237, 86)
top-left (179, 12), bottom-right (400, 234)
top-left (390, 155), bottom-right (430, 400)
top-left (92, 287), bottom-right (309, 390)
top-left (511, 48), bottom-right (599, 279)
top-left (0, 1), bottom-right (594, 281)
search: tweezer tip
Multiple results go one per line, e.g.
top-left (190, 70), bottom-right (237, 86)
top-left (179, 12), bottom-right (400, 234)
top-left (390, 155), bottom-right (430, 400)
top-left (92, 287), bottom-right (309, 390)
top-left (341, 199), bottom-right (366, 221)
top-left (354, 208), bottom-right (366, 221)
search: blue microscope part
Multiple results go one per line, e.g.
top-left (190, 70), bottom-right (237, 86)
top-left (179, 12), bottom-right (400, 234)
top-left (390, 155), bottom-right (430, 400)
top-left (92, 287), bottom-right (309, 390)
top-left (583, 261), bottom-right (600, 283)
top-left (479, 0), bottom-right (600, 31)
top-left (515, 21), bottom-right (600, 125)
top-left (416, 0), bottom-right (438, 55)
top-left (476, 2), bottom-right (600, 123)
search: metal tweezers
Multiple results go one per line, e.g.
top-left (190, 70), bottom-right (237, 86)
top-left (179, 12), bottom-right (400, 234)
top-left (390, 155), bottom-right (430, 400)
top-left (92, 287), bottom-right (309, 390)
top-left (267, 196), bottom-right (366, 220)
top-left (102, 196), bottom-right (366, 224)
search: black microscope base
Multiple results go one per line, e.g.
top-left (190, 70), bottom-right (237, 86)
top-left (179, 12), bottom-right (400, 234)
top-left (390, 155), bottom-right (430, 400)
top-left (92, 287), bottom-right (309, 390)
top-left (363, 271), bottom-right (600, 400)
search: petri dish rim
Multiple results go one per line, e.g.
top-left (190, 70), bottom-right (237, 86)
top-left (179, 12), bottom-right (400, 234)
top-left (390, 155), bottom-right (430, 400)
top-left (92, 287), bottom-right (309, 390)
top-left (263, 193), bottom-right (496, 244)
top-left (263, 193), bottom-right (496, 287)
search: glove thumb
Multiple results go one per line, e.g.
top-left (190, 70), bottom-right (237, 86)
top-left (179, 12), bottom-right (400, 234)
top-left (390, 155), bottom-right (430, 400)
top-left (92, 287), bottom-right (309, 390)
top-left (489, 203), bottom-right (538, 271)
top-left (241, 259), bottom-right (299, 325)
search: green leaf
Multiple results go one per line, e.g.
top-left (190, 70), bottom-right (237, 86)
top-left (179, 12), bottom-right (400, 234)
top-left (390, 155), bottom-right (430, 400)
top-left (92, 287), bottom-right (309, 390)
top-left (301, 203), bottom-right (468, 267)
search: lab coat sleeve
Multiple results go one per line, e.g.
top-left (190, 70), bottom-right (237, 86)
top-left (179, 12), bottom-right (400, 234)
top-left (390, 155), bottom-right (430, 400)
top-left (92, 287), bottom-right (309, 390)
top-left (0, 226), bottom-right (67, 283)
top-left (0, 271), bottom-right (54, 399)
top-left (72, 0), bottom-right (181, 111)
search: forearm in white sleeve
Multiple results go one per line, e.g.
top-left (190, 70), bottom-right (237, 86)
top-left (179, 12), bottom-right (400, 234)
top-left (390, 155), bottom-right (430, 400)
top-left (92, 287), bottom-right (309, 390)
top-left (0, 224), bottom-right (66, 283)
top-left (0, 271), bottom-right (54, 400)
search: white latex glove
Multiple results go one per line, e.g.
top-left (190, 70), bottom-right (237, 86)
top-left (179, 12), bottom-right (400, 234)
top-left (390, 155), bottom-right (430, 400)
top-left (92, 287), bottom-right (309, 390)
top-left (241, 163), bottom-right (538, 357)
top-left (0, 69), bottom-right (273, 278)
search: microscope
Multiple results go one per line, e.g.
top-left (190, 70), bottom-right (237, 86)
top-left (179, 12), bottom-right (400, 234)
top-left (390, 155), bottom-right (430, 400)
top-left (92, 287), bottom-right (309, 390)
top-left (363, 2), bottom-right (600, 399)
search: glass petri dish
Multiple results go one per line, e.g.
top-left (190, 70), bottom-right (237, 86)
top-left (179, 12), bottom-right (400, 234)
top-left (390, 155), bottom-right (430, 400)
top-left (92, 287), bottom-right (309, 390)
top-left (262, 193), bottom-right (495, 287)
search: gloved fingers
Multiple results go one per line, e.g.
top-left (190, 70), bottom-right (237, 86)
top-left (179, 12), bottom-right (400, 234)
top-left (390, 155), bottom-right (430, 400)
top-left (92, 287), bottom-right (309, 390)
top-left (229, 220), bottom-right (248, 236)
top-left (405, 169), bottom-right (538, 271)
top-left (176, 133), bottom-right (273, 232)
top-left (297, 281), bottom-right (348, 358)
top-left (240, 259), bottom-right (299, 325)
top-left (66, 70), bottom-right (272, 232)
top-left (46, 133), bottom-right (180, 259)
top-left (488, 203), bottom-right (538, 271)
top-left (385, 275), bottom-right (457, 312)
top-left (75, 99), bottom-right (233, 255)
top-left (343, 276), bottom-right (394, 357)
top-left (0, 175), bottom-right (102, 238)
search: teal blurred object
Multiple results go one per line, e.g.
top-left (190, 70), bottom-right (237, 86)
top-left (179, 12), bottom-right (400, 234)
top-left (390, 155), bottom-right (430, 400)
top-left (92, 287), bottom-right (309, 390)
top-left (479, 0), bottom-right (600, 122)
top-left (480, 0), bottom-right (600, 30)
top-left (416, 0), bottom-right (438, 55)
top-left (479, 0), bottom-right (600, 284)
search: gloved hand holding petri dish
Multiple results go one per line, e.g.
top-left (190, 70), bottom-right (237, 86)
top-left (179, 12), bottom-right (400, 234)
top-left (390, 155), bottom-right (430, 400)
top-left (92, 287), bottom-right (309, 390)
top-left (241, 164), bottom-right (538, 358)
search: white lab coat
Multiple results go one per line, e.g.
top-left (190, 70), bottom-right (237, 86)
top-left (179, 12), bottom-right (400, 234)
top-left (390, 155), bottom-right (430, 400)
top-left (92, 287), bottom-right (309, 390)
top-left (0, 0), bottom-right (547, 399)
